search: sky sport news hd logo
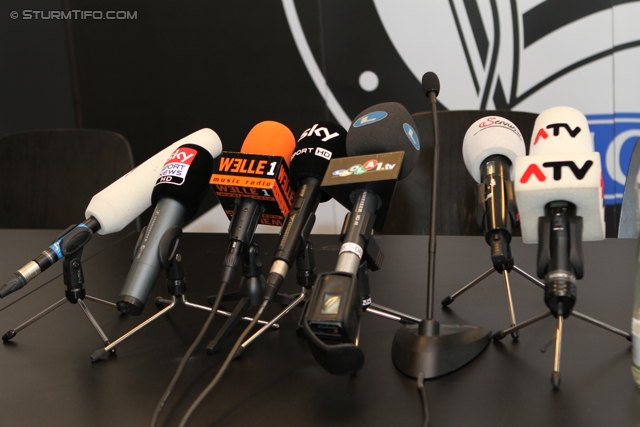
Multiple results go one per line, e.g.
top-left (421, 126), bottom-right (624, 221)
top-left (10, 10), bottom-right (137, 20)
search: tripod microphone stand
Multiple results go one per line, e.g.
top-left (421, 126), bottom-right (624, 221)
top-left (2, 224), bottom-right (115, 351)
top-left (492, 202), bottom-right (631, 389)
top-left (90, 228), bottom-right (272, 362)
top-left (205, 242), bottom-right (295, 354)
top-left (441, 170), bottom-right (523, 340)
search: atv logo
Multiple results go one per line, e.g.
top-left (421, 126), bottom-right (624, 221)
top-left (520, 160), bottom-right (594, 183)
top-left (332, 158), bottom-right (396, 177)
top-left (534, 123), bottom-right (582, 144)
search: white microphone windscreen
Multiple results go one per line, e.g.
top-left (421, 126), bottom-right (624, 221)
top-left (462, 116), bottom-right (526, 183)
top-left (529, 106), bottom-right (593, 156)
top-left (516, 106), bottom-right (604, 243)
top-left (85, 128), bottom-right (222, 235)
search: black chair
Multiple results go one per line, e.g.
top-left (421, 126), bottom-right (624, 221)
top-left (618, 137), bottom-right (640, 238)
top-left (0, 128), bottom-right (137, 230)
top-left (0, 128), bottom-right (138, 351)
top-left (382, 110), bottom-right (538, 235)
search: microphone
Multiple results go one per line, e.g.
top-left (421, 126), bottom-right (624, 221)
top-left (303, 102), bottom-right (420, 374)
top-left (262, 121), bottom-right (347, 302)
top-left (116, 143), bottom-right (215, 315)
top-left (333, 101), bottom-right (420, 272)
top-left (211, 121), bottom-right (296, 289)
top-left (462, 116), bottom-right (526, 271)
top-left (0, 129), bottom-right (222, 298)
top-left (514, 106), bottom-right (605, 317)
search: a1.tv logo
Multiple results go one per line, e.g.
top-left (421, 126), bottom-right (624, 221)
top-left (332, 158), bottom-right (396, 177)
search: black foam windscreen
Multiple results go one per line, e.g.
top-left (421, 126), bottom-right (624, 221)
top-left (151, 143), bottom-right (214, 220)
top-left (290, 121), bottom-right (348, 201)
top-left (421, 71), bottom-right (440, 97)
top-left (346, 102), bottom-right (420, 180)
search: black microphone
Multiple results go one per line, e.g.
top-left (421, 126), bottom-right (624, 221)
top-left (462, 116), bottom-right (526, 271)
top-left (303, 102), bottom-right (420, 374)
top-left (422, 71), bottom-right (440, 100)
top-left (116, 144), bottom-right (214, 315)
top-left (337, 101), bottom-right (421, 265)
top-left (263, 121), bottom-right (347, 302)
top-left (211, 121), bottom-right (296, 289)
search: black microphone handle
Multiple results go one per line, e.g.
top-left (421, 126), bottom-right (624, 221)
top-left (542, 201), bottom-right (578, 318)
top-left (220, 197), bottom-right (264, 288)
top-left (264, 177), bottom-right (323, 300)
top-left (481, 155), bottom-right (514, 272)
top-left (335, 189), bottom-right (380, 276)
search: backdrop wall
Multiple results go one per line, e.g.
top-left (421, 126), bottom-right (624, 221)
top-left (2, 0), bottom-right (639, 236)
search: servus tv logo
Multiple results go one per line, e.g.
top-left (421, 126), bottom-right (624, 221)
top-left (331, 158), bottom-right (396, 177)
top-left (477, 117), bottom-right (523, 140)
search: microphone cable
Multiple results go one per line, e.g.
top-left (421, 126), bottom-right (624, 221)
top-left (177, 300), bottom-right (269, 427)
top-left (416, 372), bottom-right (430, 427)
top-left (149, 280), bottom-right (229, 427)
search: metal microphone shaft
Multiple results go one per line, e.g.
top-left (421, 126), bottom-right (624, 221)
top-left (335, 189), bottom-right (380, 275)
top-left (426, 86), bottom-right (439, 321)
top-left (1, 217), bottom-right (100, 298)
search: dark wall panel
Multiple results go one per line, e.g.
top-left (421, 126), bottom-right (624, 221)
top-left (68, 1), bottom-right (328, 165)
top-left (0, 0), bottom-right (76, 136)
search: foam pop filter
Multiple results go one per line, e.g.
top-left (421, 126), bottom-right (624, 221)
top-left (346, 102), bottom-right (420, 181)
top-left (290, 121), bottom-right (348, 202)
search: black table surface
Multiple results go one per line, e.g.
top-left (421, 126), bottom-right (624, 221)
top-left (0, 229), bottom-right (638, 427)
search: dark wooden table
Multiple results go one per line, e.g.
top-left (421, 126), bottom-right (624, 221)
top-left (0, 230), bottom-right (637, 426)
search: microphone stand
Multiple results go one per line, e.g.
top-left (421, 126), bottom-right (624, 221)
top-left (205, 242), bottom-right (296, 354)
top-left (2, 224), bottom-right (116, 352)
top-left (492, 202), bottom-right (630, 389)
top-left (90, 227), bottom-right (274, 362)
top-left (237, 205), bottom-right (424, 364)
top-left (441, 174), bottom-right (528, 340)
top-left (391, 74), bottom-right (492, 379)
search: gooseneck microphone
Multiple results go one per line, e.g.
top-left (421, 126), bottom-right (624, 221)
top-left (0, 129), bottom-right (222, 298)
top-left (462, 116), bottom-right (526, 271)
top-left (392, 71), bottom-right (493, 381)
top-left (263, 121), bottom-right (347, 301)
top-left (117, 143), bottom-right (215, 315)
top-left (423, 71), bottom-right (440, 322)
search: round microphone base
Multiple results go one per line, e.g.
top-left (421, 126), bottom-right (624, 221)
top-left (391, 320), bottom-right (491, 379)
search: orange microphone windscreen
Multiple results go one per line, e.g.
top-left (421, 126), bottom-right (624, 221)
top-left (240, 121), bottom-right (296, 166)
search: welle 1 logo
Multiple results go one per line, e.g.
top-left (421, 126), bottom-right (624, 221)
top-left (332, 158), bottom-right (396, 177)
